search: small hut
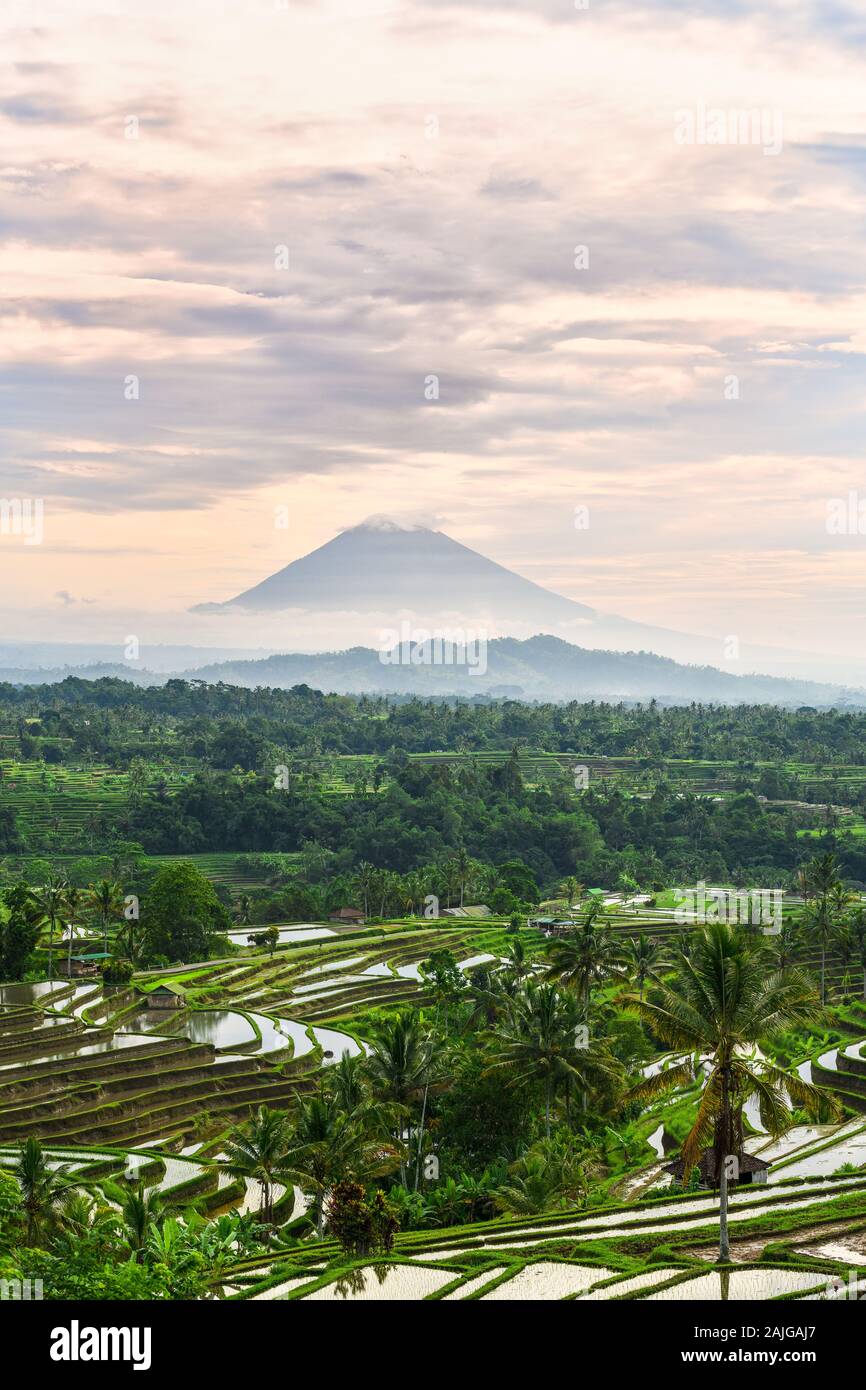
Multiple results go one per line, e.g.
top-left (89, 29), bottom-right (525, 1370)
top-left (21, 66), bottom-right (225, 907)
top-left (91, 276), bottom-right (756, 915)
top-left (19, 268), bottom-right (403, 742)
top-left (142, 982), bottom-right (186, 1010)
top-left (328, 907), bottom-right (366, 925)
top-left (663, 1148), bottom-right (771, 1189)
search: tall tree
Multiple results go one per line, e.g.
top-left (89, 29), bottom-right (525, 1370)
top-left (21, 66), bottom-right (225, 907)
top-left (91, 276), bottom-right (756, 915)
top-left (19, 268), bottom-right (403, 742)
top-left (223, 1104), bottom-right (291, 1224)
top-left (626, 920), bottom-right (836, 1262)
top-left (87, 879), bottom-right (125, 957)
top-left (489, 980), bottom-right (619, 1137)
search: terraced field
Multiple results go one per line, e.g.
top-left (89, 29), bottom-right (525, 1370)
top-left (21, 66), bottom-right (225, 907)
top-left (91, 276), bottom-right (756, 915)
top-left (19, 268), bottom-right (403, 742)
top-left (0, 921), bottom-right (500, 1149)
top-left (3, 907), bottom-right (866, 1303)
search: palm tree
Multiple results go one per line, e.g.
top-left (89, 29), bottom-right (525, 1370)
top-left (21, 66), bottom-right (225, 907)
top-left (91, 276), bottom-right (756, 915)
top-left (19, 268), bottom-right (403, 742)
top-left (88, 879), bottom-right (125, 956)
top-left (63, 884), bottom-right (87, 977)
top-left (849, 911), bottom-right (866, 1002)
top-left (622, 934), bottom-right (667, 1001)
top-left (502, 936), bottom-right (532, 985)
top-left (366, 1013), bottom-right (433, 1182)
top-left (626, 919), bottom-right (837, 1262)
top-left (453, 847), bottom-right (471, 909)
top-left (770, 921), bottom-right (800, 971)
top-left (223, 1104), bottom-right (291, 1224)
top-left (561, 876), bottom-right (583, 910)
top-left (14, 1136), bottom-right (80, 1245)
top-left (805, 852), bottom-right (841, 900)
top-left (121, 1181), bottom-right (163, 1262)
top-left (804, 897), bottom-right (842, 1005)
top-left (354, 861), bottom-right (375, 919)
top-left (495, 1135), bottom-right (588, 1215)
top-left (286, 1091), bottom-right (394, 1237)
top-left (33, 876), bottom-right (67, 984)
top-left (235, 894), bottom-right (252, 926)
top-left (50, 1191), bottom-right (117, 1258)
top-left (489, 980), bottom-right (619, 1137)
top-left (544, 903), bottom-right (625, 1009)
top-left (327, 1051), bottom-right (369, 1115)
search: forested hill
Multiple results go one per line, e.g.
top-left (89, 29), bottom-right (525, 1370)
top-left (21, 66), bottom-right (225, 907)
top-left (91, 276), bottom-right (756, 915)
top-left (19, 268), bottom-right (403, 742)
top-left (1, 635), bottom-right (861, 705)
top-left (157, 635), bottom-right (866, 705)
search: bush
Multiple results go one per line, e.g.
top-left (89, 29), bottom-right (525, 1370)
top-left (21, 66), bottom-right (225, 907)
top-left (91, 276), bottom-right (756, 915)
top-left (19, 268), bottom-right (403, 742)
top-left (325, 1182), bottom-right (399, 1257)
top-left (101, 957), bottom-right (134, 984)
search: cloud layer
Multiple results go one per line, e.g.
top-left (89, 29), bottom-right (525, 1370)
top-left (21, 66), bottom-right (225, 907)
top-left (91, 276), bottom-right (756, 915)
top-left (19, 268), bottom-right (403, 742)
top-left (2, 0), bottom-right (866, 662)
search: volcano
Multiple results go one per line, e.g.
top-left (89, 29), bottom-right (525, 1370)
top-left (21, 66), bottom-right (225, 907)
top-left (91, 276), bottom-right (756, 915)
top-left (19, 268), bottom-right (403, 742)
top-left (193, 515), bottom-right (700, 654)
top-left (192, 516), bottom-right (851, 682)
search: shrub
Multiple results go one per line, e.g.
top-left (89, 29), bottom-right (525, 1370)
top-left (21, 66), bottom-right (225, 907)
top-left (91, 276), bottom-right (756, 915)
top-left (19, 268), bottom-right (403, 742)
top-left (101, 957), bottom-right (134, 984)
top-left (325, 1182), bottom-right (399, 1257)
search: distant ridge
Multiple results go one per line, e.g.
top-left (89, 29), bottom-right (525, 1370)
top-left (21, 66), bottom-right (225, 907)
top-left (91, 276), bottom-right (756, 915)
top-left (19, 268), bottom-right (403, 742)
top-left (173, 634), bottom-right (864, 706)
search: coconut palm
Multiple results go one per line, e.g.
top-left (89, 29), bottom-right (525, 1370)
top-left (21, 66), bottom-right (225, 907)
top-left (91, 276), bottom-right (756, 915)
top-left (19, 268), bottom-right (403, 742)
top-left (366, 1012), bottom-right (433, 1181)
top-left (803, 897), bottom-right (842, 1005)
top-left (33, 876), bottom-right (67, 984)
top-left (353, 861), bottom-right (375, 919)
top-left (495, 1135), bottom-right (588, 1215)
top-left (489, 980), bottom-right (620, 1137)
top-left (326, 1051), bottom-right (369, 1115)
top-left (50, 1191), bottom-right (117, 1258)
top-left (63, 884), bottom-right (87, 977)
top-left (544, 903), bottom-right (625, 1008)
top-left (561, 876), bottom-right (583, 910)
top-left (622, 934), bottom-right (667, 1001)
top-left (235, 894), bottom-right (252, 926)
top-left (222, 1104), bottom-right (291, 1224)
top-left (453, 846), bottom-right (471, 908)
top-left (502, 936), bottom-right (532, 985)
top-left (286, 1090), bottom-right (394, 1237)
top-left (770, 921), bottom-right (800, 971)
top-left (121, 1181), bottom-right (164, 1262)
top-left (626, 919), bottom-right (837, 1262)
top-left (88, 878), bottom-right (125, 956)
top-left (848, 910), bottom-right (866, 1002)
top-left (14, 1136), bottom-right (81, 1245)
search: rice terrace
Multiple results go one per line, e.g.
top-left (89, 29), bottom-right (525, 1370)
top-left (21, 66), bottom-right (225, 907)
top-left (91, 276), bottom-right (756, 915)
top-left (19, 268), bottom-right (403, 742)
top-left (1, 683), bottom-right (866, 1322)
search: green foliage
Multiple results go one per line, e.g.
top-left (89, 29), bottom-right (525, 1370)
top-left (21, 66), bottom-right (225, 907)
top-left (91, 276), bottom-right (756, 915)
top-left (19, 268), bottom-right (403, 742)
top-left (0, 884), bottom-right (40, 979)
top-left (142, 861), bottom-right (231, 962)
top-left (325, 1181), bottom-right (399, 1257)
top-left (0, 1169), bottom-right (24, 1253)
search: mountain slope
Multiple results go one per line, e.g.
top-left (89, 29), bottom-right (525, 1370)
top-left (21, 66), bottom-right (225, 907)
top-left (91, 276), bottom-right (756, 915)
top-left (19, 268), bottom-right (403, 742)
top-left (193, 516), bottom-right (841, 683)
top-left (183, 634), bottom-right (865, 706)
top-left (195, 516), bottom-right (596, 627)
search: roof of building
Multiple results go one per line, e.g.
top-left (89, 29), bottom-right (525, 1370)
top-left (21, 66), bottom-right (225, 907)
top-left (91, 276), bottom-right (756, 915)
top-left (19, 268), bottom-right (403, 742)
top-left (137, 980), bottom-right (187, 997)
top-left (663, 1149), bottom-right (771, 1180)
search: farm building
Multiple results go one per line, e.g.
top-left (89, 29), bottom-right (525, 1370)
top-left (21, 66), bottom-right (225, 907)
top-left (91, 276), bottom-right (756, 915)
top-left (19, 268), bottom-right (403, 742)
top-left (60, 952), bottom-right (110, 978)
top-left (527, 916), bottom-right (578, 936)
top-left (140, 982), bottom-right (186, 1010)
top-left (328, 907), bottom-right (366, 924)
top-left (663, 1149), bottom-right (771, 1189)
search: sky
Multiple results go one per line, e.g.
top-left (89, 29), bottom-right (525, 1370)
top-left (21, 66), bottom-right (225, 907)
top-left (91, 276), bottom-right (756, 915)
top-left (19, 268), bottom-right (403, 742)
top-left (2, 0), bottom-right (866, 667)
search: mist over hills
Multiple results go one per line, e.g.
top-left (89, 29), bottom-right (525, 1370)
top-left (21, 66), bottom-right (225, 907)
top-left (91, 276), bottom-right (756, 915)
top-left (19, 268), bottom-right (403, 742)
top-left (181, 634), bottom-right (866, 704)
top-left (189, 517), bottom-right (859, 686)
top-left (5, 635), bottom-right (860, 707)
top-left (4, 521), bottom-right (862, 704)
